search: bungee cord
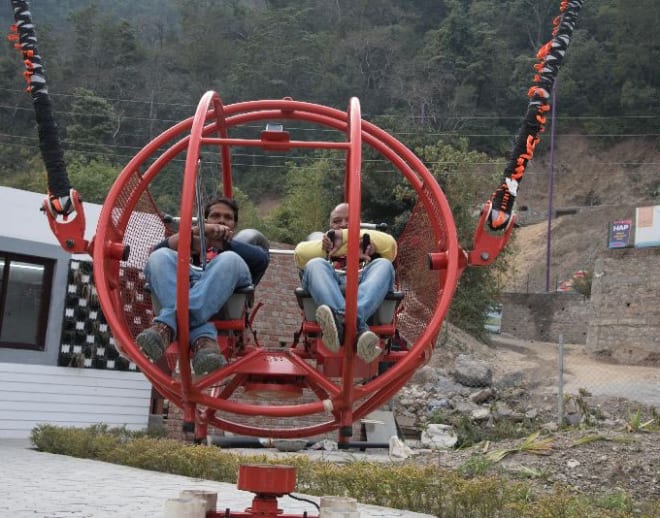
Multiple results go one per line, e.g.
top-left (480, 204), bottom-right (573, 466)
top-left (9, 0), bottom-right (73, 217)
top-left (489, 0), bottom-right (585, 231)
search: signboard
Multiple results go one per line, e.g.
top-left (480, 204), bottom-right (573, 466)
top-left (608, 219), bottom-right (632, 249)
top-left (634, 205), bottom-right (660, 248)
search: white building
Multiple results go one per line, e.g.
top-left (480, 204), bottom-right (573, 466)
top-left (0, 186), bottom-right (151, 439)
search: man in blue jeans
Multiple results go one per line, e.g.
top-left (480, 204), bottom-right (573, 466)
top-left (136, 196), bottom-right (269, 375)
top-left (294, 203), bottom-right (396, 363)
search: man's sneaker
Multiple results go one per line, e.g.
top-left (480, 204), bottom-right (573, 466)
top-left (357, 330), bottom-right (382, 363)
top-left (191, 336), bottom-right (226, 375)
top-left (315, 305), bottom-right (344, 353)
top-left (136, 322), bottom-right (173, 362)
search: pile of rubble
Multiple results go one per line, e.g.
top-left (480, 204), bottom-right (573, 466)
top-left (391, 354), bottom-right (550, 447)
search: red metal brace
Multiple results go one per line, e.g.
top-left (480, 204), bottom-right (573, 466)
top-left (466, 200), bottom-right (516, 268)
top-left (428, 200), bottom-right (516, 279)
top-left (43, 189), bottom-right (91, 255)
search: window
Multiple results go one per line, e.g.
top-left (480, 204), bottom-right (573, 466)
top-left (0, 252), bottom-right (54, 350)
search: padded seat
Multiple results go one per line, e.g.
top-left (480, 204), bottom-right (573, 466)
top-left (294, 287), bottom-right (404, 327)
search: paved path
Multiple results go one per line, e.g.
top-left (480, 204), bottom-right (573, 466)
top-left (0, 440), bottom-right (433, 518)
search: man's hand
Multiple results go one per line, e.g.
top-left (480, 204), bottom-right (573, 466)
top-left (323, 229), bottom-right (344, 256)
top-left (323, 230), bottom-right (375, 262)
top-left (360, 242), bottom-right (375, 263)
top-left (193, 223), bottom-right (233, 249)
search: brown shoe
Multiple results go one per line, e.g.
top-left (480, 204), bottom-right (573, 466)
top-left (136, 322), bottom-right (173, 362)
top-left (191, 336), bottom-right (226, 375)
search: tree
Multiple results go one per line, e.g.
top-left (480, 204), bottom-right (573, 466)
top-left (66, 158), bottom-right (121, 204)
top-left (264, 159), bottom-right (337, 243)
top-left (65, 88), bottom-right (118, 160)
top-left (407, 138), bottom-right (509, 339)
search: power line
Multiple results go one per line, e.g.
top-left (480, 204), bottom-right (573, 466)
top-left (1, 111), bottom-right (658, 143)
top-left (1, 87), bottom-right (657, 122)
top-left (1, 138), bottom-right (658, 179)
top-left (0, 88), bottom-right (657, 122)
top-left (1, 132), bottom-right (659, 167)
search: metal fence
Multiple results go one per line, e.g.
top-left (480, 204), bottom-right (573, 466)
top-left (487, 333), bottom-right (660, 425)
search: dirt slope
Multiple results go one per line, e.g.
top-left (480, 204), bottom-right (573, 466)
top-left (503, 135), bottom-right (660, 290)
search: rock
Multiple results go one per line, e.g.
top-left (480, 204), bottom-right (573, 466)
top-left (541, 421), bottom-right (559, 432)
top-left (410, 365), bottom-right (439, 385)
top-left (494, 402), bottom-right (514, 418)
top-left (420, 423), bottom-right (458, 449)
top-left (470, 388), bottom-right (495, 404)
top-left (389, 436), bottom-right (415, 459)
top-left (427, 398), bottom-right (452, 412)
top-left (472, 407), bottom-right (491, 421)
top-left (567, 459), bottom-right (581, 468)
top-left (452, 399), bottom-right (482, 414)
top-left (452, 354), bottom-right (493, 387)
top-left (565, 412), bottom-right (582, 425)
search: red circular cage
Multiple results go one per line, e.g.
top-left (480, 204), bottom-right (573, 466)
top-left (92, 91), bottom-right (460, 440)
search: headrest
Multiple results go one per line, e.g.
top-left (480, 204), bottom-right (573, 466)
top-left (233, 228), bottom-right (270, 251)
top-left (305, 231), bottom-right (325, 241)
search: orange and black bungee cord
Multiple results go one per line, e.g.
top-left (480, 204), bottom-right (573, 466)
top-left (9, 0), bottom-right (73, 216)
top-left (489, 0), bottom-right (585, 231)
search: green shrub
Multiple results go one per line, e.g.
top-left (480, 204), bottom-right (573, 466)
top-left (30, 424), bottom-right (650, 517)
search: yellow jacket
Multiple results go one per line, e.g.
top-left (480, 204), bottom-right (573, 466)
top-left (294, 229), bottom-right (397, 270)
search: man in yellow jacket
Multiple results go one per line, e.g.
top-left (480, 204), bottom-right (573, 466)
top-left (294, 203), bottom-right (396, 363)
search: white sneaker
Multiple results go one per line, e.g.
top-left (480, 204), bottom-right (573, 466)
top-left (315, 305), bottom-right (342, 353)
top-left (357, 330), bottom-right (382, 363)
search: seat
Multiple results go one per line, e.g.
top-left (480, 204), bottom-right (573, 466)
top-left (294, 287), bottom-right (404, 333)
top-left (293, 287), bottom-right (404, 377)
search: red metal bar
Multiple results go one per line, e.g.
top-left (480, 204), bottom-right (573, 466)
top-left (91, 93), bottom-right (461, 438)
top-left (202, 137), bottom-right (350, 150)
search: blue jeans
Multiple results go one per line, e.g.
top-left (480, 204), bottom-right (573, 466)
top-left (145, 247), bottom-right (252, 343)
top-left (301, 257), bottom-right (395, 333)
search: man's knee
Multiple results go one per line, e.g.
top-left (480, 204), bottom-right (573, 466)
top-left (369, 258), bottom-right (395, 279)
top-left (359, 259), bottom-right (395, 292)
top-left (146, 247), bottom-right (176, 276)
top-left (302, 258), bottom-right (333, 285)
top-left (208, 250), bottom-right (243, 272)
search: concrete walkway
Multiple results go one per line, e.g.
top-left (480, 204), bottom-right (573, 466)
top-left (0, 440), bottom-right (433, 518)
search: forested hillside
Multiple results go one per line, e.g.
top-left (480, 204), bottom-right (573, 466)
top-left (1, 0), bottom-right (658, 334)
top-left (1, 1), bottom-right (656, 204)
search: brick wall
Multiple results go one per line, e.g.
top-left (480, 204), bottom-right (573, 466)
top-left (501, 247), bottom-right (660, 366)
top-left (251, 244), bottom-right (301, 347)
top-left (587, 247), bottom-right (660, 364)
top-left (500, 291), bottom-right (592, 344)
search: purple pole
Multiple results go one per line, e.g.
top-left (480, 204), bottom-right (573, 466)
top-left (545, 78), bottom-right (558, 292)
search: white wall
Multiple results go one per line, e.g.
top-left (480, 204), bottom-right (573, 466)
top-left (0, 362), bottom-right (151, 439)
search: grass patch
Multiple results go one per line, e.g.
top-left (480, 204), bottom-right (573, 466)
top-left (30, 424), bottom-right (652, 518)
top-left (571, 434), bottom-right (610, 447)
top-left (485, 432), bottom-right (554, 463)
top-left (428, 411), bottom-right (537, 448)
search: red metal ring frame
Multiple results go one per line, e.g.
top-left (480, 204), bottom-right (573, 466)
top-left (93, 92), bottom-right (459, 438)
